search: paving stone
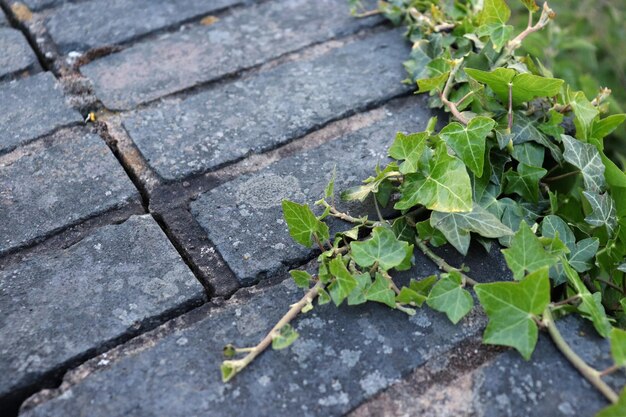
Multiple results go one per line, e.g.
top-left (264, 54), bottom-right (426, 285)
top-left (0, 9), bottom-right (8, 25)
top-left (80, 0), bottom-right (382, 110)
top-left (44, 0), bottom-right (247, 54)
top-left (0, 27), bottom-right (38, 80)
top-left (19, 275), bottom-right (487, 417)
top-left (0, 72), bottom-right (82, 153)
top-left (5, 0), bottom-right (59, 12)
top-left (0, 127), bottom-right (141, 255)
top-left (0, 215), bottom-right (206, 406)
top-left (124, 30), bottom-right (411, 181)
top-left (189, 98), bottom-right (431, 285)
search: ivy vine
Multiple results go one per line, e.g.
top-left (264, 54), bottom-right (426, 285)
top-left (221, 1), bottom-right (626, 414)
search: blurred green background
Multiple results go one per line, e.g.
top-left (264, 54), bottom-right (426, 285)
top-left (515, 0), bottom-right (626, 166)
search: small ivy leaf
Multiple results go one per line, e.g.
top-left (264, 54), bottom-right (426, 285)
top-left (520, 0), bottom-right (539, 12)
top-left (396, 244), bottom-right (415, 272)
top-left (568, 91), bottom-right (599, 139)
top-left (340, 183), bottom-right (377, 202)
top-left (427, 272), bottom-right (473, 324)
top-left (416, 220), bottom-right (447, 247)
top-left (540, 215), bottom-right (576, 252)
top-left (350, 227), bottom-right (410, 271)
top-left (475, 267), bottom-right (550, 360)
top-left (395, 142), bottom-right (473, 213)
top-left (568, 238), bottom-right (599, 273)
top-left (220, 361), bottom-right (239, 383)
top-left (396, 287), bottom-right (427, 306)
top-left (503, 163), bottom-right (547, 203)
top-left (282, 200), bottom-right (329, 247)
top-left (289, 270), bottom-right (312, 289)
top-left (562, 135), bottom-right (606, 192)
top-left (476, 22), bottom-right (513, 52)
top-left (328, 257), bottom-right (358, 306)
top-left (393, 217), bottom-right (417, 244)
top-left (583, 191), bottom-right (617, 235)
top-left (223, 344), bottom-right (236, 358)
top-left (511, 114), bottom-right (563, 163)
top-left (591, 114), bottom-right (626, 140)
top-left (609, 327), bottom-right (626, 368)
top-left (301, 300), bottom-right (314, 313)
top-left (596, 386), bottom-right (626, 417)
top-left (479, 0), bottom-right (511, 25)
top-left (271, 324), bottom-right (299, 350)
top-left (561, 260), bottom-right (612, 338)
top-left (511, 142), bottom-right (545, 167)
top-left (388, 132), bottom-right (429, 174)
top-left (440, 116), bottom-right (496, 177)
top-left (417, 71), bottom-right (450, 93)
top-left (397, 276), bottom-right (438, 307)
top-left (317, 288), bottom-right (331, 305)
top-left (502, 221), bottom-right (558, 280)
top-left (347, 273), bottom-right (372, 306)
top-left (365, 273), bottom-right (396, 308)
top-left (324, 166), bottom-right (336, 199)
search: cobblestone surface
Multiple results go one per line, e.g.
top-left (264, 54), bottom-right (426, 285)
top-left (0, 128), bottom-right (140, 255)
top-left (0, 72), bottom-right (82, 153)
top-left (0, 215), bottom-right (205, 406)
top-left (0, 27), bottom-right (39, 81)
top-left (80, 0), bottom-right (381, 109)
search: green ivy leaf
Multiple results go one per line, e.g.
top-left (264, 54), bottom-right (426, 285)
top-left (328, 257), bottom-right (358, 306)
top-left (609, 327), bottom-right (626, 368)
top-left (475, 267), bottom-right (550, 360)
top-left (596, 386), bottom-right (626, 417)
top-left (350, 227), bottom-right (409, 271)
top-left (282, 200), bottom-right (329, 247)
top-left (395, 142), bottom-right (472, 213)
top-left (562, 135), bottom-right (605, 192)
top-left (347, 273), bottom-right (372, 306)
top-left (271, 324), bottom-right (299, 350)
top-left (502, 222), bottom-right (558, 280)
top-left (512, 114), bottom-right (563, 163)
top-left (541, 215), bottom-right (576, 252)
top-left (397, 276), bottom-right (438, 307)
top-left (568, 91), bottom-right (598, 139)
top-left (583, 191), bottom-right (617, 235)
top-left (290, 270), bottom-right (312, 289)
top-left (503, 163), bottom-right (547, 203)
top-left (511, 142), bottom-right (545, 167)
top-left (520, 0), bottom-right (539, 12)
top-left (389, 132), bottom-right (428, 174)
top-left (479, 0), bottom-right (511, 25)
top-left (416, 219), bottom-right (447, 247)
top-left (440, 116), bottom-right (496, 176)
top-left (417, 71), bottom-right (450, 93)
top-left (427, 272), bottom-right (473, 324)
top-left (591, 114), bottom-right (626, 140)
top-left (324, 166), bottom-right (336, 199)
top-left (365, 273), bottom-right (396, 308)
top-left (568, 238), bottom-right (599, 273)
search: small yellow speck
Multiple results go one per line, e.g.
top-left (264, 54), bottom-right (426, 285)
top-left (200, 15), bottom-right (219, 26)
top-left (85, 112), bottom-right (96, 123)
top-left (11, 3), bottom-right (32, 22)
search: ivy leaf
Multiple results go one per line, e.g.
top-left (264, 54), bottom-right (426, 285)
top-left (465, 68), bottom-right (563, 106)
top-left (282, 200), bottom-right (329, 247)
top-left (439, 116), bottom-right (496, 176)
top-left (511, 142), bottom-right (544, 167)
top-left (427, 272), bottom-right (473, 324)
top-left (610, 327), bottom-right (626, 368)
top-left (397, 276), bottom-right (437, 307)
top-left (350, 227), bottom-right (409, 271)
top-left (328, 257), bottom-right (358, 306)
top-left (562, 135), bottom-right (605, 192)
top-left (475, 268), bottom-right (550, 360)
top-left (347, 273), bottom-right (372, 306)
top-left (540, 215), bottom-right (576, 252)
top-left (416, 219), bottom-right (447, 247)
top-left (290, 270), bottom-right (312, 289)
top-left (583, 191), bottom-right (617, 235)
top-left (431, 204), bottom-right (514, 255)
top-left (388, 132), bottom-right (428, 174)
top-left (477, 22), bottom-right (513, 52)
top-left (271, 324), bottom-right (299, 350)
top-left (395, 142), bottom-right (472, 213)
top-left (365, 273), bottom-right (396, 308)
top-left (324, 166), bottom-right (336, 199)
top-left (512, 114), bottom-right (563, 163)
top-left (520, 0), bottom-right (539, 12)
top-left (591, 114), bottom-right (626, 140)
top-left (502, 222), bottom-right (557, 280)
top-left (596, 387), bottom-right (626, 417)
top-left (568, 238), bottom-right (599, 273)
top-left (503, 163), bottom-right (547, 203)
top-left (479, 0), bottom-right (511, 25)
top-left (561, 260), bottom-right (612, 338)
top-left (393, 217), bottom-right (417, 244)
top-left (417, 71), bottom-right (450, 93)
top-left (568, 91), bottom-right (598, 139)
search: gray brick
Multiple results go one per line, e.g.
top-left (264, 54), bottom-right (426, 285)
top-left (0, 27), bottom-right (38, 81)
top-left (19, 277), bottom-right (486, 417)
top-left (0, 128), bottom-right (140, 255)
top-left (45, 0), bottom-right (246, 54)
top-left (80, 0), bottom-right (382, 110)
top-left (0, 72), bottom-right (82, 153)
top-left (0, 215), bottom-right (205, 404)
top-left (124, 30), bottom-right (411, 181)
top-left (189, 98), bottom-right (431, 285)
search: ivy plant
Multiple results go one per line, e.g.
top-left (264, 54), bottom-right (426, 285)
top-left (221, 1), bottom-right (626, 414)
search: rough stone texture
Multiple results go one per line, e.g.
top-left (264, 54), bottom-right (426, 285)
top-left (124, 29), bottom-right (411, 181)
top-left (0, 215), bottom-right (205, 407)
top-left (80, 0), bottom-right (382, 110)
top-left (19, 277), bottom-right (486, 417)
top-left (44, 0), bottom-right (247, 54)
top-left (0, 27), bottom-right (39, 81)
top-left (0, 128), bottom-right (140, 255)
top-left (0, 9), bottom-right (8, 26)
top-left (5, 0), bottom-right (58, 12)
top-left (190, 98), bottom-right (430, 284)
top-left (351, 316), bottom-right (626, 417)
top-left (0, 72), bottom-right (82, 153)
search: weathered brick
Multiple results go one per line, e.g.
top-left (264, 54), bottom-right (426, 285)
top-left (80, 0), bottom-right (382, 110)
top-left (19, 276), bottom-right (486, 417)
top-left (0, 27), bottom-right (39, 81)
top-left (0, 215), bottom-right (205, 406)
top-left (124, 30), bottom-right (410, 181)
top-left (0, 72), bottom-right (82, 153)
top-left (0, 127), bottom-right (140, 255)
top-left (189, 98), bottom-right (430, 285)
top-left (44, 0), bottom-right (246, 54)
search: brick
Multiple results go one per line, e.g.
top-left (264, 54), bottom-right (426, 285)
top-left (0, 72), bottom-right (82, 153)
top-left (19, 276), bottom-right (486, 417)
top-left (124, 30), bottom-right (411, 181)
top-left (80, 0), bottom-right (382, 110)
top-left (0, 215), bottom-right (205, 406)
top-left (44, 0), bottom-right (246, 54)
top-left (0, 128), bottom-right (140, 255)
top-left (0, 27), bottom-right (39, 81)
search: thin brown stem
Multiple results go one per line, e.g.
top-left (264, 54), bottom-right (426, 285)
top-left (543, 170), bottom-right (580, 182)
top-left (596, 277), bottom-right (625, 293)
top-left (507, 3), bottom-right (555, 51)
top-left (440, 59), bottom-right (469, 125)
top-left (353, 9), bottom-right (382, 18)
top-left (381, 270), bottom-right (402, 295)
top-left (551, 294), bottom-right (580, 307)
top-left (415, 239), bottom-right (478, 286)
top-left (599, 364), bottom-right (622, 377)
